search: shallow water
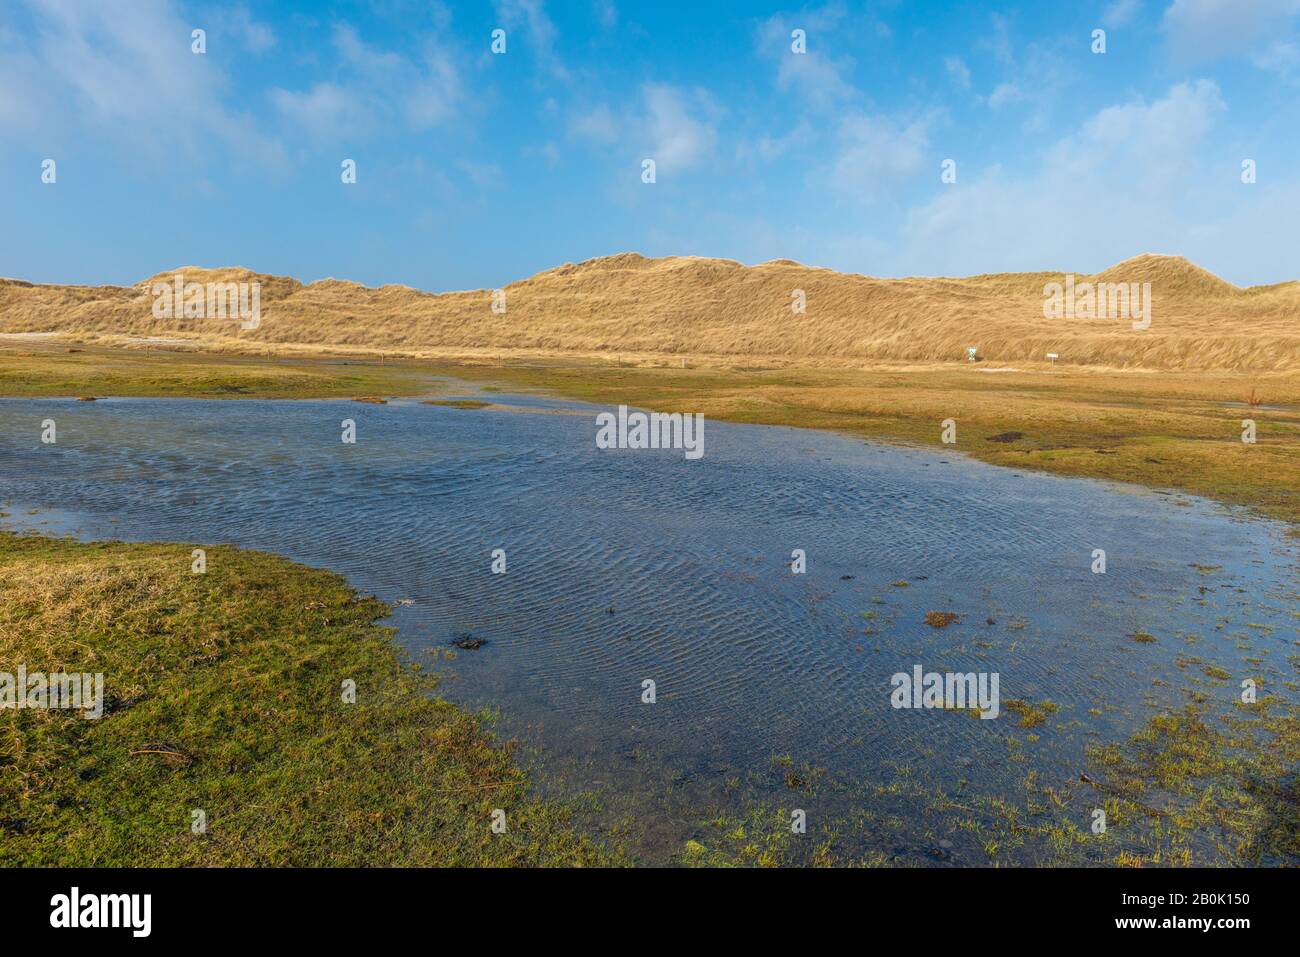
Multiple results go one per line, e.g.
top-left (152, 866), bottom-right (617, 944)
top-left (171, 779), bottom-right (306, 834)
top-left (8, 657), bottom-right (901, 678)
top-left (2, 390), bottom-right (1296, 863)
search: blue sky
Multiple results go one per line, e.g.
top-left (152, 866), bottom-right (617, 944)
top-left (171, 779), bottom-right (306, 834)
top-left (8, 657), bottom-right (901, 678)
top-left (2, 0), bottom-right (1298, 289)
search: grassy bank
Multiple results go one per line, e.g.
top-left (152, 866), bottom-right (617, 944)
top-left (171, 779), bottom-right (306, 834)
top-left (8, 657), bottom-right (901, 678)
top-left (0, 341), bottom-right (442, 399)
top-left (0, 531), bottom-right (614, 866)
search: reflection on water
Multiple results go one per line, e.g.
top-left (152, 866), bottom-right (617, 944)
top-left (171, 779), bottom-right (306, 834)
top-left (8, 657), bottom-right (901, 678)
top-left (2, 391), bottom-right (1295, 863)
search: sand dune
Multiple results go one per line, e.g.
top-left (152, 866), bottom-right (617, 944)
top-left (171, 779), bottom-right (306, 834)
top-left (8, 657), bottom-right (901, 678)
top-left (1, 253), bottom-right (1296, 371)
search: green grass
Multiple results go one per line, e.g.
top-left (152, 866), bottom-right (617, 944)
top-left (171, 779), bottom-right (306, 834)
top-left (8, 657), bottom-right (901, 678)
top-left (0, 532), bottom-right (615, 866)
top-left (1085, 699), bottom-right (1300, 866)
top-left (0, 344), bottom-right (442, 400)
top-left (422, 399), bottom-right (492, 409)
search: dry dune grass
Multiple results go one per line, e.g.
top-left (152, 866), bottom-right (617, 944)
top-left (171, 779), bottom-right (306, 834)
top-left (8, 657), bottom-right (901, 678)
top-left (1, 252), bottom-right (1297, 371)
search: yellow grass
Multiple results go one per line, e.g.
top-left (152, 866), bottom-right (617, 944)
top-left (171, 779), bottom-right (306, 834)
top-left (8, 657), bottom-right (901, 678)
top-left (3, 252), bottom-right (1298, 371)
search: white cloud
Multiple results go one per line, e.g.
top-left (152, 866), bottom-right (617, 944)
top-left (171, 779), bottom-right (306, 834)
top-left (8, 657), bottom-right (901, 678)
top-left (212, 4), bottom-right (277, 53)
top-left (593, 0), bottom-right (618, 29)
top-left (986, 81), bottom-right (1027, 109)
top-left (1253, 38), bottom-right (1300, 74)
top-left (271, 24), bottom-right (461, 140)
top-left (945, 56), bottom-right (971, 90)
top-left (569, 84), bottom-right (719, 174)
top-left (1046, 78), bottom-right (1224, 182)
top-left (973, 29), bottom-right (1072, 127)
top-left (0, 43), bottom-right (44, 129)
top-left (755, 6), bottom-right (857, 108)
top-left (1, 0), bottom-right (279, 165)
top-left (641, 84), bottom-right (718, 171)
top-left (457, 159), bottom-right (504, 189)
top-left (1102, 0), bottom-right (1141, 27)
top-left (827, 112), bottom-right (931, 201)
top-left (570, 103), bottom-right (619, 143)
top-left (270, 83), bottom-right (369, 140)
top-left (527, 140), bottom-right (561, 167)
top-left (743, 122), bottom-right (812, 162)
top-left (976, 13), bottom-right (1015, 65)
top-left (493, 0), bottom-right (567, 78)
top-left (898, 80), bottom-right (1230, 273)
top-left (333, 22), bottom-right (405, 75)
top-left (404, 48), bottom-right (461, 128)
top-left (1161, 0), bottom-right (1300, 64)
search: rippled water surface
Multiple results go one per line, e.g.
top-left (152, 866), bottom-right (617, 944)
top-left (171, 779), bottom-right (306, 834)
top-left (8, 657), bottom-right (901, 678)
top-left (2, 390), bottom-right (1295, 862)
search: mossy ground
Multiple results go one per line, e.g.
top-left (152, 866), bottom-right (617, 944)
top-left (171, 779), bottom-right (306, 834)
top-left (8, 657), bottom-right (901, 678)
top-left (0, 532), bottom-right (616, 866)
